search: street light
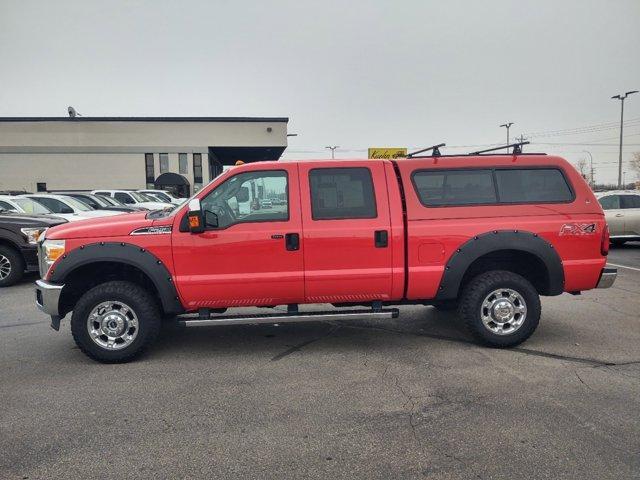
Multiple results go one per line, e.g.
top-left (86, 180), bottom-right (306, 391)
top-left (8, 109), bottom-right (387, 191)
top-left (500, 122), bottom-right (514, 150)
top-left (611, 90), bottom-right (638, 188)
top-left (325, 146), bottom-right (339, 159)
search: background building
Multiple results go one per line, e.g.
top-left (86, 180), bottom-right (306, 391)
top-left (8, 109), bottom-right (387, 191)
top-left (0, 117), bottom-right (288, 196)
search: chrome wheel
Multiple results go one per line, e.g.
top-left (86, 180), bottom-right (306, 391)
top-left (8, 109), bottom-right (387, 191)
top-left (0, 255), bottom-right (11, 280)
top-left (480, 288), bottom-right (527, 335)
top-left (87, 301), bottom-right (139, 350)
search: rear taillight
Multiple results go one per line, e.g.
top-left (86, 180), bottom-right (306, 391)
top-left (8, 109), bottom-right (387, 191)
top-left (601, 224), bottom-right (610, 256)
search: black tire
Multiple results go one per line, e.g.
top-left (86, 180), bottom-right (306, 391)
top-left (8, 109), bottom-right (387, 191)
top-left (71, 281), bottom-right (161, 363)
top-left (0, 245), bottom-right (25, 288)
top-left (432, 300), bottom-right (459, 312)
top-left (458, 270), bottom-right (541, 348)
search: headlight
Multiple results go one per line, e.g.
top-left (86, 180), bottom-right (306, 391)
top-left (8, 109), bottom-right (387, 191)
top-left (42, 239), bottom-right (66, 268)
top-left (21, 227), bottom-right (48, 245)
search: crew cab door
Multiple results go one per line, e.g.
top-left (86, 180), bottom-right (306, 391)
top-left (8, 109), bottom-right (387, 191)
top-left (298, 162), bottom-right (394, 303)
top-left (171, 164), bottom-right (304, 309)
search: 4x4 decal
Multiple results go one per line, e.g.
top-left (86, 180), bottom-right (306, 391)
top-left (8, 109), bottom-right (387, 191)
top-left (559, 223), bottom-right (596, 236)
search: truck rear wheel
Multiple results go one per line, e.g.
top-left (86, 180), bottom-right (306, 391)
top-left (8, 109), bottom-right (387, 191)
top-left (0, 245), bottom-right (24, 288)
top-left (71, 281), bottom-right (161, 363)
top-left (458, 270), bottom-right (540, 348)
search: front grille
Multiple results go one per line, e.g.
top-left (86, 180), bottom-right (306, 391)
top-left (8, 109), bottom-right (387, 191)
top-left (37, 242), bottom-right (47, 278)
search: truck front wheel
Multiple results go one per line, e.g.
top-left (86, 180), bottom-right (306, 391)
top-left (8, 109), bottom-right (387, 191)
top-left (458, 271), bottom-right (541, 348)
top-left (71, 281), bottom-right (161, 363)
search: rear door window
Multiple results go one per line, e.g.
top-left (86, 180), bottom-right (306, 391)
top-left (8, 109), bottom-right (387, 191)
top-left (412, 170), bottom-right (496, 206)
top-left (598, 195), bottom-right (620, 210)
top-left (309, 167), bottom-right (377, 220)
top-left (621, 195), bottom-right (640, 209)
top-left (495, 169), bottom-right (573, 203)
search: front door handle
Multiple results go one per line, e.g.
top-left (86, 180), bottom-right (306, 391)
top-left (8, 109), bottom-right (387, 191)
top-left (614, 214), bottom-right (624, 217)
top-left (285, 233), bottom-right (300, 251)
top-left (374, 230), bottom-right (388, 248)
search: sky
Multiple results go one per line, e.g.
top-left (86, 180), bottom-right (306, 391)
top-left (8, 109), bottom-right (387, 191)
top-left (1, 0), bottom-right (639, 183)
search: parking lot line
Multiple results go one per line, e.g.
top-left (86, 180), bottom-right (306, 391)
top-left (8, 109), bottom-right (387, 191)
top-left (607, 262), bottom-right (640, 273)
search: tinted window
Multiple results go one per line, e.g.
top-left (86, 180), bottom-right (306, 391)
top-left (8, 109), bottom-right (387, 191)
top-left (145, 153), bottom-right (155, 188)
top-left (159, 153), bottom-right (169, 173)
top-left (30, 197), bottom-right (72, 214)
top-left (309, 168), bottom-right (377, 220)
top-left (621, 195), bottom-right (640, 209)
top-left (495, 169), bottom-right (573, 203)
top-left (200, 170), bottom-right (288, 228)
top-left (115, 192), bottom-right (134, 204)
top-left (70, 195), bottom-right (99, 209)
top-left (413, 170), bottom-right (496, 206)
top-left (179, 153), bottom-right (188, 174)
top-left (598, 195), bottom-right (620, 210)
top-left (0, 200), bottom-right (14, 211)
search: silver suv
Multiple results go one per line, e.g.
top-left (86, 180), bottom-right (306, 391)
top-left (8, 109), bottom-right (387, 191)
top-left (597, 191), bottom-right (640, 245)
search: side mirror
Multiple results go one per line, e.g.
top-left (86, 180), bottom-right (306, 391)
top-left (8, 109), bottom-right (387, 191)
top-left (204, 210), bottom-right (218, 228)
top-left (187, 199), bottom-right (205, 233)
top-left (236, 186), bottom-right (250, 203)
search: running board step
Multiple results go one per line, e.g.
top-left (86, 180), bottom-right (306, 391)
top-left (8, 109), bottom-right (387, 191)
top-left (178, 308), bottom-right (399, 327)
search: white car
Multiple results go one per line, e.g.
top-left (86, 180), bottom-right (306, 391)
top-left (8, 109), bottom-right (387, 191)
top-left (92, 190), bottom-right (168, 210)
top-left (23, 194), bottom-right (125, 222)
top-left (138, 189), bottom-right (185, 206)
top-left (0, 195), bottom-right (53, 215)
top-left (596, 190), bottom-right (640, 245)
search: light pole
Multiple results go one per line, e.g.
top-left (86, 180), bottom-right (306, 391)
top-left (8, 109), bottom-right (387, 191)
top-left (500, 122), bottom-right (514, 149)
top-left (582, 150), bottom-right (594, 186)
top-left (611, 90), bottom-right (638, 188)
top-left (325, 146), bottom-right (339, 159)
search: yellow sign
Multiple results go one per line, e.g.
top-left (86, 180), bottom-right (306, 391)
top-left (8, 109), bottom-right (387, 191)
top-left (368, 148), bottom-right (407, 159)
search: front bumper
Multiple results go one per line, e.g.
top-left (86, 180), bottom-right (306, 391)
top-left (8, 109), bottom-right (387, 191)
top-left (596, 267), bottom-right (617, 289)
top-left (35, 279), bottom-right (64, 330)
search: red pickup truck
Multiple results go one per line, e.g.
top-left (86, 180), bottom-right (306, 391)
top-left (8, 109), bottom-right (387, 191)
top-left (35, 152), bottom-right (616, 363)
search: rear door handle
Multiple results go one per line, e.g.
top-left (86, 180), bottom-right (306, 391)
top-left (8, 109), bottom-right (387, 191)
top-left (614, 214), bottom-right (624, 217)
top-left (374, 230), bottom-right (388, 248)
top-left (285, 233), bottom-right (300, 251)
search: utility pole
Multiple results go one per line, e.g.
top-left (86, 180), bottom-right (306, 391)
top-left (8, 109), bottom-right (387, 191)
top-left (500, 122), bottom-right (514, 150)
top-left (611, 90), bottom-right (638, 188)
top-left (325, 146), bottom-right (339, 159)
top-left (583, 150), bottom-right (594, 187)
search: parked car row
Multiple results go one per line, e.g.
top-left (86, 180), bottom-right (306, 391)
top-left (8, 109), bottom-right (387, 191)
top-left (0, 189), bottom-right (185, 286)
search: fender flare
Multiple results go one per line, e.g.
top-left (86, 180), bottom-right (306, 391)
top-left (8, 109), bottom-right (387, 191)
top-left (49, 242), bottom-right (184, 315)
top-left (434, 230), bottom-right (564, 300)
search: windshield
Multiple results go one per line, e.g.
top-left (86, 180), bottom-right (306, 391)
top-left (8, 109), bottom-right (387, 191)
top-left (130, 191), bottom-right (152, 202)
top-left (12, 198), bottom-right (52, 214)
top-left (86, 195), bottom-right (110, 207)
top-left (101, 196), bottom-right (120, 206)
top-left (61, 196), bottom-right (92, 211)
top-left (150, 191), bottom-right (172, 202)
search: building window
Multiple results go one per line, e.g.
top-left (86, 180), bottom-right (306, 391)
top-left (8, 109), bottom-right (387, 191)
top-left (36, 182), bottom-right (47, 192)
top-left (193, 153), bottom-right (203, 189)
top-left (179, 153), bottom-right (188, 174)
top-left (159, 153), bottom-right (169, 173)
top-left (145, 153), bottom-right (155, 188)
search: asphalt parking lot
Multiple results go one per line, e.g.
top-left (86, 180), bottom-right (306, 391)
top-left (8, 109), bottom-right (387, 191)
top-left (1, 244), bottom-right (639, 480)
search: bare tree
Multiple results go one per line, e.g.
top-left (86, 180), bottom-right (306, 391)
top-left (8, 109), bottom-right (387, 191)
top-left (576, 158), bottom-right (588, 179)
